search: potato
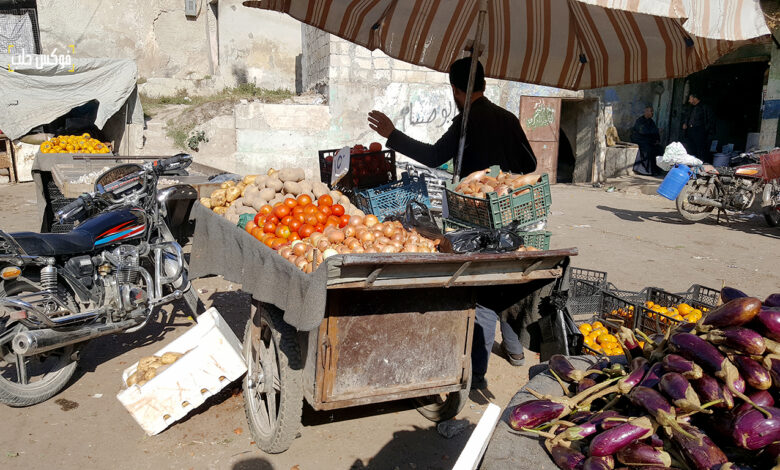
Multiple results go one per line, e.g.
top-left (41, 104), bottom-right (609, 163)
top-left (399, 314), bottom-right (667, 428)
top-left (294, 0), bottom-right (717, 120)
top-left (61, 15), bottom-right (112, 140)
top-left (226, 205), bottom-right (238, 219)
top-left (329, 190), bottom-right (342, 201)
top-left (243, 174), bottom-right (258, 185)
top-left (283, 181), bottom-right (302, 196)
top-left (258, 188), bottom-right (276, 202)
top-left (227, 213), bottom-right (240, 224)
top-left (253, 175), bottom-right (269, 189)
top-left (269, 195), bottom-right (284, 206)
top-left (213, 206), bottom-right (228, 215)
top-left (199, 197), bottom-right (212, 209)
top-left (161, 352), bottom-right (183, 365)
top-left (298, 180), bottom-right (313, 195)
top-left (338, 195), bottom-right (351, 206)
top-left (267, 168), bottom-right (278, 177)
top-left (225, 186), bottom-right (241, 203)
top-left (313, 181), bottom-right (329, 198)
top-left (138, 356), bottom-right (159, 369)
top-left (278, 167), bottom-right (305, 183)
top-left (243, 185), bottom-right (260, 204)
top-left (143, 368), bottom-right (158, 381)
top-left (220, 180), bottom-right (236, 189)
top-left (236, 205), bottom-right (256, 216)
top-left (210, 189), bottom-right (227, 207)
top-left (265, 177), bottom-right (283, 192)
top-left (137, 379), bottom-right (148, 387)
top-left (126, 370), bottom-right (141, 387)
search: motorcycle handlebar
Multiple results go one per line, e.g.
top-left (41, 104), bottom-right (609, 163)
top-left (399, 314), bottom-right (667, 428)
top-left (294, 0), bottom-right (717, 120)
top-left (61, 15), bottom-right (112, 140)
top-left (154, 153), bottom-right (192, 174)
top-left (56, 194), bottom-right (92, 224)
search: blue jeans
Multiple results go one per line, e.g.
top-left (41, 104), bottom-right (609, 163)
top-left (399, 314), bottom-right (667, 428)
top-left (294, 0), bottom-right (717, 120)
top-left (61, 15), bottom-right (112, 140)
top-left (472, 304), bottom-right (524, 380)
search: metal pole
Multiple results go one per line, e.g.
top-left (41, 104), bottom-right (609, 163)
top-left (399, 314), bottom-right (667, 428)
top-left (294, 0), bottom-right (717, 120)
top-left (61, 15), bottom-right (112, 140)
top-left (453, 0), bottom-right (488, 184)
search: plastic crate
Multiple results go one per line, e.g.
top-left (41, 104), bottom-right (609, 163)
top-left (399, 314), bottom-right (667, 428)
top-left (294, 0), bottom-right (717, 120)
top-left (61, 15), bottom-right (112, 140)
top-left (354, 172), bottom-right (430, 221)
top-left (571, 268), bottom-right (608, 289)
top-left (400, 162), bottom-right (448, 210)
top-left (318, 148), bottom-right (396, 190)
top-left (634, 287), bottom-right (712, 335)
top-left (441, 217), bottom-right (552, 251)
top-left (575, 291), bottom-right (636, 355)
top-left (679, 284), bottom-right (719, 309)
top-left (444, 166), bottom-right (552, 229)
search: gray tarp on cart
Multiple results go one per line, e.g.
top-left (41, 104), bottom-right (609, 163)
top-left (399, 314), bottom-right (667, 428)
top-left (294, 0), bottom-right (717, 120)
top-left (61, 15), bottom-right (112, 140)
top-left (0, 54), bottom-right (141, 140)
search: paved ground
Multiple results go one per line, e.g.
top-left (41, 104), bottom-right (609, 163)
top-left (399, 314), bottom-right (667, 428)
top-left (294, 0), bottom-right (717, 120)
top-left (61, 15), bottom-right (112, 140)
top-left (0, 181), bottom-right (777, 470)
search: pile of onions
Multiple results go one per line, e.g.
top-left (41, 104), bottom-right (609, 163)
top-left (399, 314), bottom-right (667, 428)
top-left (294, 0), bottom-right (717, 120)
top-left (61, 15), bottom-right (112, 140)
top-left (275, 214), bottom-right (439, 273)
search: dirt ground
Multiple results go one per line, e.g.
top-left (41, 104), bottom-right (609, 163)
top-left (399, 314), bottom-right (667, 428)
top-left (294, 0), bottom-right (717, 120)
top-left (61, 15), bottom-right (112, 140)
top-left (0, 182), bottom-right (777, 470)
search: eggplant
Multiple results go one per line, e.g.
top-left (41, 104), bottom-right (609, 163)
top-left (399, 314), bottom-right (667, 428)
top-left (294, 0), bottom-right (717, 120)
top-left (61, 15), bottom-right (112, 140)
top-left (663, 353), bottom-right (704, 379)
top-left (586, 357), bottom-right (612, 381)
top-left (638, 362), bottom-right (663, 388)
top-left (582, 456), bottom-right (614, 470)
top-left (568, 411), bottom-right (595, 425)
top-left (762, 354), bottom-right (780, 388)
top-left (550, 355), bottom-right (589, 383)
top-left (549, 443), bottom-right (587, 470)
top-left (577, 377), bottom-right (598, 394)
top-left (756, 307), bottom-right (780, 342)
top-left (646, 433), bottom-right (664, 448)
top-left (766, 293), bottom-right (780, 308)
top-left (691, 373), bottom-right (732, 408)
top-left (630, 356), bottom-right (648, 372)
top-left (617, 327), bottom-right (644, 361)
top-left (589, 416), bottom-right (655, 457)
top-left (615, 441), bottom-right (672, 467)
top-left (659, 372), bottom-right (706, 412)
top-left (701, 297), bottom-right (763, 330)
top-left (508, 399), bottom-right (568, 430)
top-left (733, 390), bottom-right (775, 418)
top-left (628, 386), bottom-right (681, 434)
top-left (733, 355), bottom-right (772, 390)
top-left (705, 327), bottom-right (766, 355)
top-left (732, 405), bottom-right (780, 450)
top-left (672, 422), bottom-right (728, 470)
top-left (721, 286), bottom-right (748, 303)
top-left (557, 421), bottom-right (598, 441)
top-left (580, 363), bottom-right (648, 407)
top-left (587, 410), bottom-right (623, 430)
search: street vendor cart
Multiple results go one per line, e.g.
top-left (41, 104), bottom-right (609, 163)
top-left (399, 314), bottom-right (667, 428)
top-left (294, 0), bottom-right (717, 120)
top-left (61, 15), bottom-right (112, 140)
top-left (189, 202), bottom-right (575, 453)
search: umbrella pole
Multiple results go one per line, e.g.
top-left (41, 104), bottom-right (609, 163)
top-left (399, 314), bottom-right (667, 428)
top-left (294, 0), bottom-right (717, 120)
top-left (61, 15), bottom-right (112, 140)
top-left (452, 0), bottom-right (488, 184)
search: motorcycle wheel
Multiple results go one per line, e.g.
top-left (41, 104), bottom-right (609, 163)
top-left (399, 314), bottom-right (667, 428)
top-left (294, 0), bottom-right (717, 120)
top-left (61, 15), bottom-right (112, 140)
top-left (0, 278), bottom-right (78, 407)
top-left (765, 206), bottom-right (780, 227)
top-left (676, 183), bottom-right (715, 222)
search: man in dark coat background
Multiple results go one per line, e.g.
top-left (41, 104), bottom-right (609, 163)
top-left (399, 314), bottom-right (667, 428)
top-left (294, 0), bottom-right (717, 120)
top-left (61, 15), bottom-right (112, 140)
top-left (631, 105), bottom-right (662, 176)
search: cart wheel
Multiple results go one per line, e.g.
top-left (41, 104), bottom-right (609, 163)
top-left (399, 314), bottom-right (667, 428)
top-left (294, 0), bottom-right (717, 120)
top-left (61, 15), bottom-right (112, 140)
top-left (243, 302), bottom-right (303, 454)
top-left (413, 364), bottom-right (471, 422)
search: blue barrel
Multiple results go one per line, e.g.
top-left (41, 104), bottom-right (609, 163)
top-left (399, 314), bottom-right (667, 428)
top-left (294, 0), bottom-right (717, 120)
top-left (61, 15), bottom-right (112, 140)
top-left (657, 164), bottom-right (693, 200)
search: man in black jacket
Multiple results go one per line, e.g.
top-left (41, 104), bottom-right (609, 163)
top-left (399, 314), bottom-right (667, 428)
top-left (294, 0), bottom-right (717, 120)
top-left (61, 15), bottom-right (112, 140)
top-left (682, 93), bottom-right (715, 164)
top-left (368, 58), bottom-right (537, 390)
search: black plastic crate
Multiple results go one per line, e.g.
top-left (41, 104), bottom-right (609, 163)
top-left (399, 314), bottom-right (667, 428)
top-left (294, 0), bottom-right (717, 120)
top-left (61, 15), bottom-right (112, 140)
top-left (634, 287), bottom-right (711, 335)
top-left (571, 267), bottom-right (608, 289)
top-left (679, 284), bottom-right (719, 309)
top-left (575, 291), bottom-right (636, 356)
top-left (318, 148), bottom-right (396, 191)
top-left (566, 268), bottom-right (608, 317)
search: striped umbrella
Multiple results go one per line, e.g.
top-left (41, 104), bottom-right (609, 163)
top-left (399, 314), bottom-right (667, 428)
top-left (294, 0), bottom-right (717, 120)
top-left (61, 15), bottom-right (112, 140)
top-left (243, 0), bottom-right (770, 90)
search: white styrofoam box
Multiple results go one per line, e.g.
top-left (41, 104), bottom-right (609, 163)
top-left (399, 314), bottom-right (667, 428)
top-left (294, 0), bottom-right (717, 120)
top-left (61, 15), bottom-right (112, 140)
top-left (116, 307), bottom-right (247, 435)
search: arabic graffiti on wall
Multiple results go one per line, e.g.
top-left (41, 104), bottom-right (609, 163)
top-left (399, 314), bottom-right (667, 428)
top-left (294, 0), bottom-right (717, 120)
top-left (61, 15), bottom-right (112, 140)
top-left (525, 101), bottom-right (556, 130)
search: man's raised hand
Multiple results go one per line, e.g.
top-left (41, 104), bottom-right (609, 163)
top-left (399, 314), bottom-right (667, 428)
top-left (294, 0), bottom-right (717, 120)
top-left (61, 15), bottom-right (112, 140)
top-left (368, 110), bottom-right (395, 138)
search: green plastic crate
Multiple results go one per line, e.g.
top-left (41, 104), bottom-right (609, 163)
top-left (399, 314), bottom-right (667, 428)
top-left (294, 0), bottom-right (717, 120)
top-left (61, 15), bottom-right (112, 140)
top-left (444, 166), bottom-right (552, 229)
top-left (442, 218), bottom-right (552, 251)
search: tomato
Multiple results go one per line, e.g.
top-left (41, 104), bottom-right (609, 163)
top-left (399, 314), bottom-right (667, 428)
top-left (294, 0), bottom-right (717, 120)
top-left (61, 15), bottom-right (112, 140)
top-left (294, 213), bottom-right (305, 223)
top-left (331, 204), bottom-right (345, 217)
top-left (273, 205), bottom-right (290, 219)
top-left (326, 215), bottom-right (341, 227)
top-left (284, 197), bottom-right (298, 209)
top-left (315, 223), bottom-right (325, 233)
top-left (303, 204), bottom-right (318, 215)
top-left (369, 142), bottom-right (382, 152)
top-left (299, 224), bottom-right (315, 238)
top-left (251, 227), bottom-right (264, 239)
top-left (289, 219), bottom-right (302, 232)
top-left (339, 214), bottom-right (350, 228)
top-left (304, 214), bottom-right (318, 226)
top-left (267, 215), bottom-right (280, 225)
top-left (297, 194), bottom-right (312, 207)
top-left (288, 232), bottom-right (301, 242)
top-left (318, 194), bottom-right (333, 207)
top-left (245, 221), bottom-right (257, 233)
top-left (263, 237), bottom-right (275, 248)
top-left (281, 216), bottom-right (293, 226)
top-left (263, 222), bottom-right (276, 234)
top-left (275, 225), bottom-right (291, 239)
top-left (261, 233), bottom-right (274, 243)
top-left (320, 205), bottom-right (332, 216)
top-left (271, 238), bottom-right (287, 250)
top-left (315, 211), bottom-right (328, 224)
top-left (258, 204), bottom-right (273, 216)
top-left (292, 206), bottom-right (305, 216)
top-left (253, 213), bottom-right (265, 225)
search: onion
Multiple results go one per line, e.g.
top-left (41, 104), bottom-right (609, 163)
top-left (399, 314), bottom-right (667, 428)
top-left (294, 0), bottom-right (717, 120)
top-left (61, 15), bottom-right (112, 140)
top-left (327, 230), bottom-right (345, 244)
top-left (293, 243), bottom-right (307, 257)
top-left (364, 214), bottom-right (379, 227)
top-left (310, 232), bottom-right (324, 245)
top-left (392, 232), bottom-right (404, 242)
top-left (383, 224), bottom-right (396, 238)
top-left (376, 236), bottom-right (391, 245)
top-left (390, 241), bottom-right (402, 250)
top-left (374, 222), bottom-right (385, 232)
top-left (347, 238), bottom-right (361, 250)
top-left (303, 262), bottom-right (313, 274)
top-left (348, 215), bottom-right (364, 227)
top-left (279, 246), bottom-right (293, 258)
top-left (374, 243), bottom-right (386, 252)
top-left (364, 247), bottom-right (378, 253)
top-left (305, 246), bottom-right (314, 262)
top-left (344, 226), bottom-right (356, 238)
top-left (336, 245), bottom-right (349, 254)
top-left (381, 245), bottom-right (395, 253)
top-left (352, 246), bottom-right (364, 253)
top-left (404, 244), bottom-right (418, 253)
top-left (358, 231), bottom-right (375, 243)
top-left (322, 248), bottom-right (338, 260)
top-left (316, 251), bottom-right (324, 264)
top-left (294, 256), bottom-right (307, 269)
top-left (372, 230), bottom-right (384, 239)
top-left (317, 238), bottom-right (330, 252)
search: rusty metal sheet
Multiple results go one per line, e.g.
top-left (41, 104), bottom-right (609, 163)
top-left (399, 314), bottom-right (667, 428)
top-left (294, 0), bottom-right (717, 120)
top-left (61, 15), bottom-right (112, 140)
top-left (315, 288), bottom-right (473, 405)
top-left (529, 140), bottom-right (560, 182)
top-left (520, 97), bottom-right (561, 142)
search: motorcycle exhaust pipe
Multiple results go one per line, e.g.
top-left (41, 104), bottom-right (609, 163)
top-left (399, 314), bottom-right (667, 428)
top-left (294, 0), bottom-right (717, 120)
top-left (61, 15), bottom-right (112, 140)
top-left (12, 318), bottom-right (140, 356)
top-left (690, 194), bottom-right (724, 208)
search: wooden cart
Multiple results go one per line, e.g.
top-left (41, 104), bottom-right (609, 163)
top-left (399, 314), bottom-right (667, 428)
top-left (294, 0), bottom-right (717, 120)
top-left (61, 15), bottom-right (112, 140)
top-left (240, 249), bottom-right (576, 453)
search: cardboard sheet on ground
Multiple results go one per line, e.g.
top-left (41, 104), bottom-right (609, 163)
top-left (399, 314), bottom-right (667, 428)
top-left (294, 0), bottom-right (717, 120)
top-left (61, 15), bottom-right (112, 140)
top-left (0, 54), bottom-right (141, 140)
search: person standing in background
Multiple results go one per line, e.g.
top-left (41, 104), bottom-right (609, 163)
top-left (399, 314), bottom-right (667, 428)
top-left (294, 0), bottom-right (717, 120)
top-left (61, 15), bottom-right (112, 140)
top-left (631, 105), bottom-right (662, 176)
top-left (682, 93), bottom-right (715, 163)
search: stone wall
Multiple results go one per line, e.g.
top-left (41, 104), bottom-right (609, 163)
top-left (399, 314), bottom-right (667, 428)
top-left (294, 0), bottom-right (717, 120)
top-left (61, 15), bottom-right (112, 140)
top-left (301, 25), bottom-right (330, 96)
top-left (759, 46), bottom-right (780, 149)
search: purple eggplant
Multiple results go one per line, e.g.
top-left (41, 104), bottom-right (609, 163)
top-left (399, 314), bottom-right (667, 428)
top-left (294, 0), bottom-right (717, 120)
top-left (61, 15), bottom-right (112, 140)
top-left (756, 307), bottom-right (780, 342)
top-left (617, 327), bottom-right (644, 361)
top-left (587, 410), bottom-right (623, 429)
top-left (646, 433), bottom-right (664, 448)
top-left (628, 386), bottom-right (682, 435)
top-left (659, 372), bottom-right (706, 412)
top-left (581, 456), bottom-right (614, 470)
top-left (692, 374), bottom-right (732, 409)
top-left (721, 286), bottom-right (748, 303)
top-left (638, 362), bottom-right (663, 388)
top-left (733, 390), bottom-right (775, 418)
top-left (567, 411), bottom-right (595, 425)
top-left (550, 355), bottom-right (589, 383)
top-left (615, 441), bottom-right (672, 467)
top-left (672, 422), bottom-right (728, 470)
top-left (577, 377), bottom-right (598, 394)
top-left (765, 293), bottom-right (780, 308)
top-left (732, 405), bottom-right (780, 450)
top-left (589, 416), bottom-right (655, 457)
top-left (549, 443), bottom-right (586, 470)
top-left (663, 353), bottom-right (704, 379)
top-left (733, 355), bottom-right (772, 390)
top-left (706, 327), bottom-right (766, 355)
top-left (508, 399), bottom-right (568, 430)
top-left (630, 356), bottom-right (648, 372)
top-left (763, 354), bottom-right (780, 388)
top-left (586, 357), bottom-right (612, 381)
top-left (701, 297), bottom-right (762, 330)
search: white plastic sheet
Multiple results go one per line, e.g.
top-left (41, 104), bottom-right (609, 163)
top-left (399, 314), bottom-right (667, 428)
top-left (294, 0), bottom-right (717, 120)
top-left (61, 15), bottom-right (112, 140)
top-left (0, 54), bottom-right (139, 140)
top-left (656, 141), bottom-right (703, 171)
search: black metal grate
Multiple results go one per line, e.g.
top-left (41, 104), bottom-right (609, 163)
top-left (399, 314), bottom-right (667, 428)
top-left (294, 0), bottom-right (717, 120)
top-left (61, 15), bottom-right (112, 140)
top-left (0, 5), bottom-right (41, 55)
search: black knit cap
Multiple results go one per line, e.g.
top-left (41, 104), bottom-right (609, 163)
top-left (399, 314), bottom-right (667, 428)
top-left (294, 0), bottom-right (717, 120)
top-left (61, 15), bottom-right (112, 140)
top-left (449, 57), bottom-right (486, 93)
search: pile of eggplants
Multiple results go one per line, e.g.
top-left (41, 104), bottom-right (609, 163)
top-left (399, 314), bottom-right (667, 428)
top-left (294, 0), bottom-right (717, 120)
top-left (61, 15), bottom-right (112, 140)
top-left (509, 289), bottom-right (780, 470)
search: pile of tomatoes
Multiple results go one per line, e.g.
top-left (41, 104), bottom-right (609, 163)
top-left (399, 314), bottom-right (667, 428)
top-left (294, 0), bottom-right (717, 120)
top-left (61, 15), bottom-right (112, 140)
top-left (242, 194), bottom-right (348, 250)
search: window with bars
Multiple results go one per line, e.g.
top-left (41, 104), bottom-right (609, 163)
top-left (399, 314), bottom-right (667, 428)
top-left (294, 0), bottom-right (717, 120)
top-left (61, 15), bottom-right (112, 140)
top-left (0, 2), bottom-right (41, 55)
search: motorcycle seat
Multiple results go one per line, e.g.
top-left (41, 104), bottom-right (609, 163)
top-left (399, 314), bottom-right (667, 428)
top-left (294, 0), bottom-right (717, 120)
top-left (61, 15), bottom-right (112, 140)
top-left (10, 230), bottom-right (95, 256)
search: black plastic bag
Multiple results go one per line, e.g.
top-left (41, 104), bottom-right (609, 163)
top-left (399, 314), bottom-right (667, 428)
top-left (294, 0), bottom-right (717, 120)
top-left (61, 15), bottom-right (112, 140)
top-left (387, 200), bottom-right (453, 252)
top-left (444, 226), bottom-right (523, 253)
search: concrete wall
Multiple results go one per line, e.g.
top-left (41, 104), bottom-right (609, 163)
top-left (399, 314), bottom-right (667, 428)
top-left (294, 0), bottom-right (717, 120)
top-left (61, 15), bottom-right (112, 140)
top-left (301, 25), bottom-right (330, 96)
top-left (37, 0), bottom-right (301, 96)
top-left (759, 46), bottom-right (780, 149)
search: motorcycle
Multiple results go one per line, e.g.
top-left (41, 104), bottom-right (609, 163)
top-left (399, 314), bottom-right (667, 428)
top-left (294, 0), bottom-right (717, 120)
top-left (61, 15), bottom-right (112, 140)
top-left (676, 149), bottom-right (780, 226)
top-left (0, 154), bottom-right (200, 406)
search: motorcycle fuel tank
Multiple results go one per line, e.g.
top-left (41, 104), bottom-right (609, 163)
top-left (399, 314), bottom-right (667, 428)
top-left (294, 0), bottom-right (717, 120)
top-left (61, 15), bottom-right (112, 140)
top-left (77, 209), bottom-right (148, 247)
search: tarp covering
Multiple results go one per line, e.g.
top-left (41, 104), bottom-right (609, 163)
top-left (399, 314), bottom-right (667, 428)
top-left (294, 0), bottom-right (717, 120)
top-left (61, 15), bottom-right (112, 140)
top-left (0, 55), bottom-right (138, 140)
